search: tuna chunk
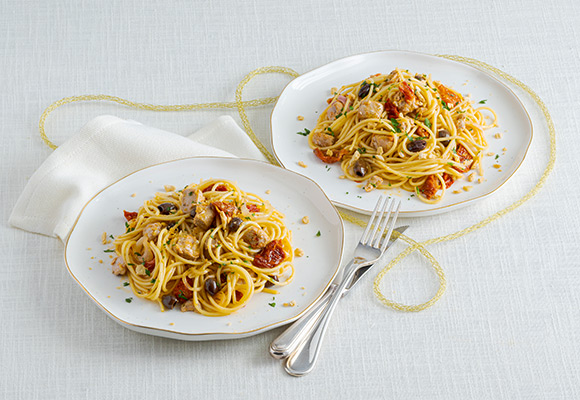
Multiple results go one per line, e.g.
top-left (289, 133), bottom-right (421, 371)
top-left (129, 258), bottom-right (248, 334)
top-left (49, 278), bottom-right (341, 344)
top-left (357, 100), bottom-right (383, 119)
top-left (326, 96), bottom-right (346, 120)
top-left (311, 130), bottom-right (336, 148)
top-left (192, 204), bottom-right (216, 230)
top-left (181, 187), bottom-right (205, 214)
top-left (370, 134), bottom-right (394, 153)
top-left (174, 234), bottom-right (200, 260)
top-left (111, 256), bottom-right (127, 276)
top-left (143, 222), bottom-right (164, 241)
top-left (242, 226), bottom-right (269, 249)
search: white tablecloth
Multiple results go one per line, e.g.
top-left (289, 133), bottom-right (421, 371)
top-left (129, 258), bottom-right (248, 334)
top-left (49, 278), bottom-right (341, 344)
top-left (2, 1), bottom-right (579, 399)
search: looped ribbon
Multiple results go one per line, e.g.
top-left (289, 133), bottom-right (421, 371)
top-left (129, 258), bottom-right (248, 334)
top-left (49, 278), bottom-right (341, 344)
top-left (38, 56), bottom-right (556, 312)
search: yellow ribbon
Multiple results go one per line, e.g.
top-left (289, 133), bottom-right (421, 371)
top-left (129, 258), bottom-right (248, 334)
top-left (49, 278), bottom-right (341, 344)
top-left (38, 56), bottom-right (555, 312)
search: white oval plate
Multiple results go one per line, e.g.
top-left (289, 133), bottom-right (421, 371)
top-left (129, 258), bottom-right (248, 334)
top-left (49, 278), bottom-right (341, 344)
top-left (65, 157), bottom-right (344, 340)
top-left (271, 50), bottom-right (533, 216)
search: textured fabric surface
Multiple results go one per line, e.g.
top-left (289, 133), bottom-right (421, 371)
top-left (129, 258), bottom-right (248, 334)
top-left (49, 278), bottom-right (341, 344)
top-left (8, 114), bottom-right (261, 240)
top-left (1, 0), bottom-right (579, 399)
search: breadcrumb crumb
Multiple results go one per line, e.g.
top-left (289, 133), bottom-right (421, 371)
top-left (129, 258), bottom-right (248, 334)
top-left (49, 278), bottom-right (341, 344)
top-left (294, 248), bottom-right (304, 257)
top-left (298, 161), bottom-right (307, 168)
top-left (297, 115), bottom-right (304, 121)
top-left (164, 185), bottom-right (176, 192)
top-left (301, 216), bottom-right (309, 224)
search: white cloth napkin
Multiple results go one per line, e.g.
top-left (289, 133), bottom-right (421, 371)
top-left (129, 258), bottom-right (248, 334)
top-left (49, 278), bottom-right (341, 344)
top-left (9, 115), bottom-right (267, 241)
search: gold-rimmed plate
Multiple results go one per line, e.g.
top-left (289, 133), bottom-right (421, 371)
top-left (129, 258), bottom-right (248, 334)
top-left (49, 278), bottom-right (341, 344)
top-left (65, 157), bottom-right (344, 340)
top-left (270, 50), bottom-right (532, 216)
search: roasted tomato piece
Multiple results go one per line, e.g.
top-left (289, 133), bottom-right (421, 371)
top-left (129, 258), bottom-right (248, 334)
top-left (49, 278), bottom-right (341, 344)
top-left (416, 127), bottom-right (430, 138)
top-left (252, 239), bottom-right (286, 269)
top-left (454, 145), bottom-right (474, 173)
top-left (123, 210), bottom-right (138, 221)
top-left (420, 175), bottom-right (440, 200)
top-left (234, 290), bottom-right (244, 302)
top-left (173, 277), bottom-right (194, 302)
top-left (144, 259), bottom-right (156, 272)
top-left (202, 184), bottom-right (228, 193)
top-left (384, 99), bottom-right (399, 119)
top-left (442, 172), bottom-right (455, 189)
top-left (313, 148), bottom-right (347, 164)
top-left (435, 82), bottom-right (463, 108)
top-left (399, 81), bottom-right (415, 103)
top-left (246, 204), bottom-right (260, 213)
top-left (212, 201), bottom-right (237, 217)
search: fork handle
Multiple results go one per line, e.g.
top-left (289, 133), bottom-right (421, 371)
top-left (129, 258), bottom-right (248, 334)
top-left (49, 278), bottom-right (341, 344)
top-left (269, 283), bottom-right (337, 359)
top-left (284, 260), bottom-right (358, 376)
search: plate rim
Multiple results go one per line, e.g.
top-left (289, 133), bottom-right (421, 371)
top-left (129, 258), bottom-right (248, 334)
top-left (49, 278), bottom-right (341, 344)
top-left (64, 156), bottom-right (345, 339)
top-left (270, 49), bottom-right (534, 215)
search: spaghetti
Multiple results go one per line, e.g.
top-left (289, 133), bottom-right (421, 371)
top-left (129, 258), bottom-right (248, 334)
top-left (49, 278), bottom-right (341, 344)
top-left (308, 68), bottom-right (497, 203)
top-left (110, 178), bottom-right (293, 316)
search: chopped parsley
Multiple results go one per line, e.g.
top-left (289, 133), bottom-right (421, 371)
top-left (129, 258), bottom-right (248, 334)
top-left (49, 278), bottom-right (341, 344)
top-left (478, 99), bottom-right (487, 104)
top-left (125, 298), bottom-right (133, 303)
top-left (441, 101), bottom-right (450, 111)
top-left (390, 118), bottom-right (402, 133)
top-left (268, 302), bottom-right (276, 308)
top-left (296, 128), bottom-right (311, 136)
top-left (316, 231), bottom-right (321, 237)
top-left (356, 147), bottom-right (366, 154)
top-left (103, 249), bottom-right (115, 253)
top-left (151, 279), bottom-right (156, 284)
top-left (495, 154), bottom-right (500, 160)
top-left (424, 118), bottom-right (431, 128)
top-left (123, 282), bottom-right (130, 287)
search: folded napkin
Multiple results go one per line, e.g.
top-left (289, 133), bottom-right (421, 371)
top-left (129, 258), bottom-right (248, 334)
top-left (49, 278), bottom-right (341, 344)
top-left (9, 115), bottom-right (267, 241)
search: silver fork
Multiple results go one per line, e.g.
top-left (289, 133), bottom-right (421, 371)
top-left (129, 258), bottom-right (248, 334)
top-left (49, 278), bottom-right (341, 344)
top-left (283, 196), bottom-right (401, 376)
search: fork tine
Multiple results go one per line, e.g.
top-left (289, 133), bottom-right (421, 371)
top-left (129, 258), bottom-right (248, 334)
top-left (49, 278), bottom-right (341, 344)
top-left (360, 195), bottom-right (385, 245)
top-left (379, 200), bottom-right (401, 252)
top-left (370, 197), bottom-right (394, 248)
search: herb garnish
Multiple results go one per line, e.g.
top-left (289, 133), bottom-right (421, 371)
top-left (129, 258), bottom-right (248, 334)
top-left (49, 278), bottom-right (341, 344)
top-left (296, 128), bottom-right (311, 136)
top-left (390, 118), bottom-right (402, 133)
